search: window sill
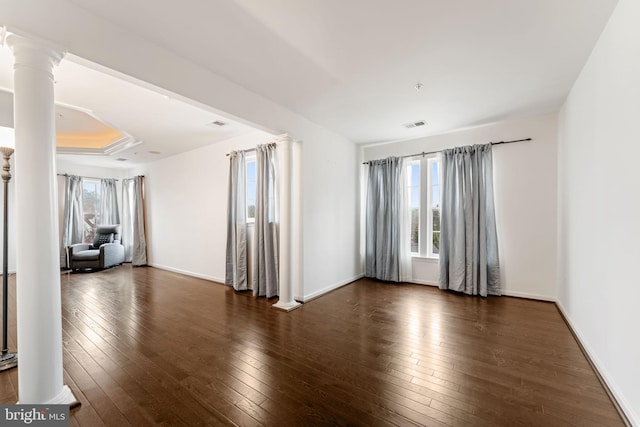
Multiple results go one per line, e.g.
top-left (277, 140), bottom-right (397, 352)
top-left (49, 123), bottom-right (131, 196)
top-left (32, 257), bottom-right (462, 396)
top-left (411, 255), bottom-right (439, 263)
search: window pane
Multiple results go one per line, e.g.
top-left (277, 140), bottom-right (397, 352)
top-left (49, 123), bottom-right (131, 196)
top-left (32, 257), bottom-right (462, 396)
top-left (411, 207), bottom-right (419, 253)
top-left (247, 181), bottom-right (257, 202)
top-left (408, 161), bottom-right (420, 253)
top-left (247, 161), bottom-right (256, 181)
top-left (411, 187), bottom-right (420, 207)
top-left (432, 207), bottom-right (440, 232)
top-left (247, 181), bottom-right (256, 218)
top-left (82, 180), bottom-right (101, 243)
top-left (432, 231), bottom-right (440, 254)
top-left (246, 159), bottom-right (257, 220)
top-left (429, 159), bottom-right (441, 257)
top-left (411, 164), bottom-right (419, 186)
top-left (431, 162), bottom-right (439, 186)
top-left (431, 185), bottom-right (440, 208)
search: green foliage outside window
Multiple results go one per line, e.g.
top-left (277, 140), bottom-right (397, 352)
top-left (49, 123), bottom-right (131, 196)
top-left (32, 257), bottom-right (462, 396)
top-left (83, 184), bottom-right (101, 243)
top-left (432, 208), bottom-right (440, 253)
top-left (411, 208), bottom-right (419, 253)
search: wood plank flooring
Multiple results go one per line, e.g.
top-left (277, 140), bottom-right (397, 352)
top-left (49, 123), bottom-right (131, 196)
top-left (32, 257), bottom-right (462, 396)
top-left (0, 266), bottom-right (624, 426)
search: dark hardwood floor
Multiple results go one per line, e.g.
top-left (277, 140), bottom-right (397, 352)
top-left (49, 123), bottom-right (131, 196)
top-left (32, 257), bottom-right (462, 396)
top-left (0, 265), bottom-right (624, 426)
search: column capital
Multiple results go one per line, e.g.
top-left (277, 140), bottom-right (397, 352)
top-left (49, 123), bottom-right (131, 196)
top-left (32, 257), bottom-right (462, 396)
top-left (277, 133), bottom-right (292, 146)
top-left (5, 33), bottom-right (65, 71)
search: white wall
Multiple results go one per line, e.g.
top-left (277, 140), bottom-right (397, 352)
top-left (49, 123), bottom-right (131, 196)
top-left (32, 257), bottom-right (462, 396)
top-left (132, 127), bottom-right (361, 302)
top-left (0, 91), bottom-right (13, 128)
top-left (558, 0), bottom-right (639, 423)
top-left (363, 114), bottom-right (558, 300)
top-left (300, 127), bottom-right (361, 301)
top-left (131, 131), bottom-right (272, 283)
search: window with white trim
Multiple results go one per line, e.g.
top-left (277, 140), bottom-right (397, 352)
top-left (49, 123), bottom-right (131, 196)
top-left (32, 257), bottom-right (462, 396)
top-left (407, 155), bottom-right (441, 258)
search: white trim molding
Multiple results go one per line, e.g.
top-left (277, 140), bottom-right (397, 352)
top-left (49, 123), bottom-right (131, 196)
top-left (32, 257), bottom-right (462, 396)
top-left (408, 279), bottom-right (438, 286)
top-left (298, 274), bottom-right (364, 303)
top-left (501, 290), bottom-right (556, 302)
top-left (148, 263), bottom-right (223, 284)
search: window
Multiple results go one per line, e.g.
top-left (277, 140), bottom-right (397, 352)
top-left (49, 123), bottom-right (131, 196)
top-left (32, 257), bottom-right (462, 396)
top-left (407, 155), bottom-right (441, 258)
top-left (428, 157), bottom-right (441, 256)
top-left (408, 159), bottom-right (420, 254)
top-left (246, 155), bottom-right (257, 222)
top-left (82, 179), bottom-right (101, 243)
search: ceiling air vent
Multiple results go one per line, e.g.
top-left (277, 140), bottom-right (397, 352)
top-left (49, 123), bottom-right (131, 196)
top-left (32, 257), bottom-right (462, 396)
top-left (404, 120), bottom-right (427, 129)
top-left (116, 158), bottom-right (128, 162)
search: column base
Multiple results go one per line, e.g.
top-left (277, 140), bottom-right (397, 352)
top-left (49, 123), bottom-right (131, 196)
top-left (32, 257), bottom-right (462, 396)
top-left (18, 385), bottom-right (80, 408)
top-left (0, 352), bottom-right (18, 371)
top-left (48, 385), bottom-right (79, 406)
top-left (272, 300), bottom-right (302, 312)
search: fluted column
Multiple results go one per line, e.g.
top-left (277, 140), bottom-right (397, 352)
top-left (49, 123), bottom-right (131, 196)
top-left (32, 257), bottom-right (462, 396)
top-left (6, 34), bottom-right (77, 405)
top-left (273, 134), bottom-right (301, 311)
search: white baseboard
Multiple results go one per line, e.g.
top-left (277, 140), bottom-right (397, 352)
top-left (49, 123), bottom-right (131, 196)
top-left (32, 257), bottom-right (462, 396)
top-left (556, 301), bottom-right (636, 426)
top-left (148, 263), bottom-right (224, 284)
top-left (408, 278), bottom-right (438, 286)
top-left (149, 265), bottom-right (363, 304)
top-left (298, 273), bottom-right (364, 302)
top-left (407, 281), bottom-right (557, 302)
top-left (501, 289), bottom-right (556, 302)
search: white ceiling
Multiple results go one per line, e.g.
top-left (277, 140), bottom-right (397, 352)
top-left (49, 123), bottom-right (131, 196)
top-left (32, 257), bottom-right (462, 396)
top-left (0, 45), bottom-right (266, 168)
top-left (67, 0), bottom-right (619, 144)
top-left (0, 0), bottom-right (619, 166)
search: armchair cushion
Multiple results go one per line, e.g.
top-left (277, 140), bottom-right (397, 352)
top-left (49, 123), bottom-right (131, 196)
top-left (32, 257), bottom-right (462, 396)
top-left (68, 243), bottom-right (92, 257)
top-left (93, 233), bottom-right (114, 248)
top-left (93, 224), bottom-right (120, 248)
top-left (72, 249), bottom-right (100, 261)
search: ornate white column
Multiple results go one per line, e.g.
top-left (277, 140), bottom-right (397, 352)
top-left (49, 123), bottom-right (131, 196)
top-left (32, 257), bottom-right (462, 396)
top-left (273, 134), bottom-right (301, 311)
top-left (6, 34), bottom-right (77, 405)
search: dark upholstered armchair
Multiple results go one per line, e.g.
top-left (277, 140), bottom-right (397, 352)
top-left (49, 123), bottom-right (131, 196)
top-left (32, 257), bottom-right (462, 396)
top-left (68, 224), bottom-right (125, 271)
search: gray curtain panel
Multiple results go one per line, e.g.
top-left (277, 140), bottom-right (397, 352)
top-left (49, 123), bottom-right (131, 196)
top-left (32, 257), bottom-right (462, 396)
top-left (365, 156), bottom-right (410, 282)
top-left (253, 144), bottom-right (279, 298)
top-left (131, 176), bottom-right (148, 266)
top-left (122, 176), bottom-right (148, 266)
top-left (122, 179), bottom-right (134, 262)
top-left (439, 144), bottom-right (501, 296)
top-left (60, 175), bottom-right (83, 268)
top-left (225, 151), bottom-right (248, 291)
top-left (99, 178), bottom-right (120, 225)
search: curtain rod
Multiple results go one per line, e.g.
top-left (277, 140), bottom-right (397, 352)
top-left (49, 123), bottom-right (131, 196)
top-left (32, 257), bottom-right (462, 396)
top-left (226, 142), bottom-right (277, 157)
top-left (57, 174), bottom-right (146, 181)
top-left (57, 173), bottom-right (119, 181)
top-left (362, 138), bottom-right (532, 165)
